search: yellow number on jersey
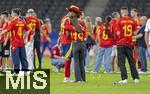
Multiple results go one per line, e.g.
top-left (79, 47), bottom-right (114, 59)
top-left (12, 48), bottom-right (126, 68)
top-left (28, 23), bottom-right (36, 31)
top-left (18, 27), bottom-right (22, 38)
top-left (123, 25), bottom-right (132, 36)
top-left (103, 31), bottom-right (108, 40)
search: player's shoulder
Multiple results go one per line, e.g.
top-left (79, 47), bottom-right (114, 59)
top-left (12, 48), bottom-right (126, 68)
top-left (62, 15), bottom-right (70, 21)
top-left (110, 19), bottom-right (117, 24)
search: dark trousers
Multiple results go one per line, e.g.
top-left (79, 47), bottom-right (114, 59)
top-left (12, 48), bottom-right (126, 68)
top-left (137, 46), bottom-right (148, 72)
top-left (117, 45), bottom-right (139, 80)
top-left (73, 41), bottom-right (86, 81)
top-left (12, 47), bottom-right (28, 74)
top-left (34, 41), bottom-right (42, 69)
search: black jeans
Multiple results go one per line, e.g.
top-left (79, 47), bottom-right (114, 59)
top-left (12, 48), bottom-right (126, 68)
top-left (117, 45), bottom-right (139, 80)
top-left (33, 41), bottom-right (42, 69)
top-left (73, 41), bottom-right (86, 81)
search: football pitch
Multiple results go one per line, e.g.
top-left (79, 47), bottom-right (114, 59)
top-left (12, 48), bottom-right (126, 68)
top-left (49, 58), bottom-right (150, 94)
top-left (0, 57), bottom-right (150, 94)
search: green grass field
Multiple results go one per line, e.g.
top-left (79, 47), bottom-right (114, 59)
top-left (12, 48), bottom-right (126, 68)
top-left (1, 57), bottom-right (149, 94)
top-left (49, 58), bottom-right (150, 94)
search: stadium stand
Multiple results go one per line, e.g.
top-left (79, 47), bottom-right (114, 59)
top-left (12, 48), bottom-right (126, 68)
top-left (102, 0), bottom-right (150, 19)
top-left (0, 0), bottom-right (88, 32)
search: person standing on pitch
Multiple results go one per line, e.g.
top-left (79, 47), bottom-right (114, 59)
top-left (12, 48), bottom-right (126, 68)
top-left (116, 7), bottom-right (139, 84)
top-left (60, 5), bottom-right (79, 82)
top-left (25, 9), bottom-right (41, 70)
top-left (71, 11), bottom-right (87, 82)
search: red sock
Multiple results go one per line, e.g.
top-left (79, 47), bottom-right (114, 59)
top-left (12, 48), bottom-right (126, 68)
top-left (64, 59), bottom-right (71, 78)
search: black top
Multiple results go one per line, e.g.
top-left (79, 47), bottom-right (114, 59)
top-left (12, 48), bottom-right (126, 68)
top-left (34, 27), bottom-right (41, 42)
top-left (136, 25), bottom-right (147, 48)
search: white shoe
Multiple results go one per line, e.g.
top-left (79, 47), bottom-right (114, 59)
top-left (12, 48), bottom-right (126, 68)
top-left (114, 79), bottom-right (128, 84)
top-left (63, 77), bottom-right (70, 82)
top-left (18, 71), bottom-right (25, 76)
top-left (90, 71), bottom-right (98, 74)
top-left (134, 79), bottom-right (139, 84)
top-left (104, 71), bottom-right (110, 74)
top-left (54, 67), bottom-right (59, 73)
top-left (138, 71), bottom-right (146, 74)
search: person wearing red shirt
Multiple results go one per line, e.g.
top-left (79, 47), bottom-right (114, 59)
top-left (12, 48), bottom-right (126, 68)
top-left (0, 11), bottom-right (12, 70)
top-left (50, 38), bottom-right (65, 72)
top-left (60, 5), bottom-right (78, 82)
top-left (110, 12), bottom-right (120, 73)
top-left (91, 16), bottom-right (113, 73)
top-left (25, 9), bottom-right (41, 70)
top-left (0, 8), bottom-right (33, 75)
top-left (0, 18), bottom-right (4, 69)
top-left (115, 7), bottom-right (139, 84)
top-left (41, 18), bottom-right (52, 58)
top-left (131, 8), bottom-right (142, 69)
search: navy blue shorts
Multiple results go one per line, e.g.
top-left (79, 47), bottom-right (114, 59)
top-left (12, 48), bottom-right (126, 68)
top-left (61, 44), bottom-right (73, 59)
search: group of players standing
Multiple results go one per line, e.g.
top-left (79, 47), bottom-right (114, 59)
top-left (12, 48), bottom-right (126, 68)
top-left (60, 5), bottom-right (149, 84)
top-left (0, 8), bottom-right (51, 76)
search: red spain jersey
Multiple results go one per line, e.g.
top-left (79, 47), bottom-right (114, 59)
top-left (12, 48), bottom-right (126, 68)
top-left (99, 23), bottom-right (113, 48)
top-left (0, 21), bottom-right (9, 43)
top-left (41, 23), bottom-right (49, 42)
top-left (51, 45), bottom-right (63, 58)
top-left (117, 16), bottom-right (137, 46)
top-left (134, 17), bottom-right (141, 30)
top-left (60, 16), bottom-right (75, 44)
top-left (7, 17), bottom-right (33, 47)
top-left (26, 16), bottom-right (40, 41)
top-left (110, 19), bottom-right (119, 45)
top-left (72, 19), bottom-right (87, 41)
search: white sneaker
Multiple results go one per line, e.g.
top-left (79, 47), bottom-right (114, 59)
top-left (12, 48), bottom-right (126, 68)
top-left (18, 71), bottom-right (25, 76)
top-left (54, 67), bottom-right (59, 73)
top-left (114, 79), bottom-right (128, 84)
top-left (63, 77), bottom-right (70, 82)
top-left (90, 71), bottom-right (98, 74)
top-left (134, 79), bottom-right (139, 84)
top-left (104, 71), bottom-right (110, 74)
top-left (138, 71), bottom-right (145, 74)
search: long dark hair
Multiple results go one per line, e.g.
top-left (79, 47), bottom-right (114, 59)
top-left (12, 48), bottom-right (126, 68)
top-left (105, 16), bottom-right (112, 35)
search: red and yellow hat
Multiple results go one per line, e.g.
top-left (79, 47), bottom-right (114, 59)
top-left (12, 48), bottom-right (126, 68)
top-left (66, 5), bottom-right (80, 14)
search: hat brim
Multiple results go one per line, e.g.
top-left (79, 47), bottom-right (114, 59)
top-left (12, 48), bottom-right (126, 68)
top-left (66, 8), bottom-right (80, 14)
